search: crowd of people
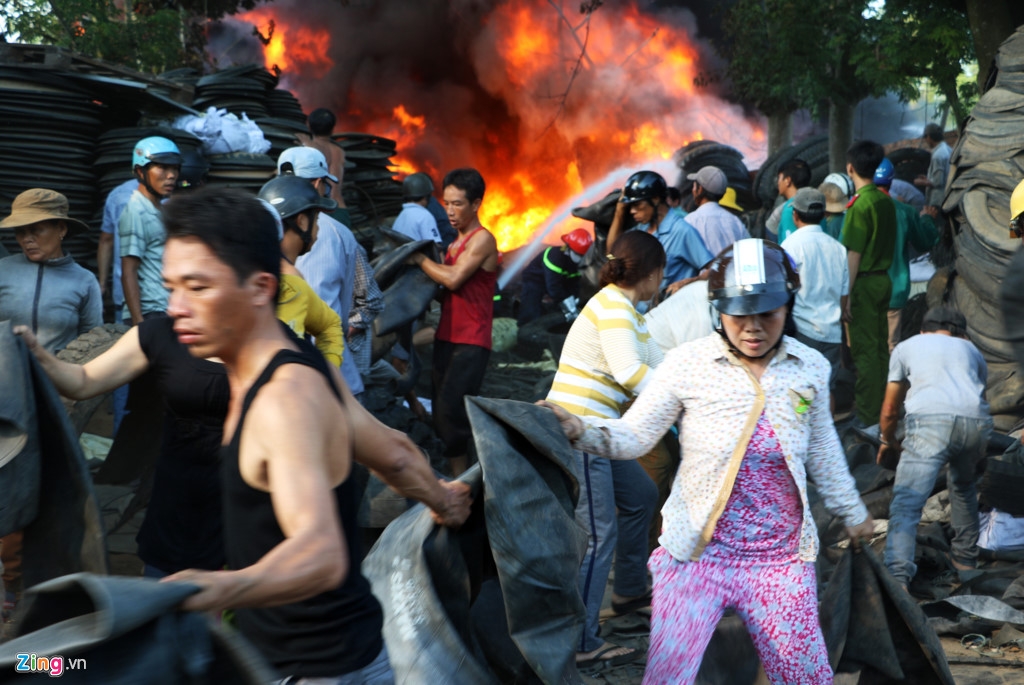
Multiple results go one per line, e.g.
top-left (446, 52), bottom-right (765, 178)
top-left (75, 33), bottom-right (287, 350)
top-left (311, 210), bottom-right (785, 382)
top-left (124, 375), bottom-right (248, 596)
top-left (0, 113), bottom-right (1007, 685)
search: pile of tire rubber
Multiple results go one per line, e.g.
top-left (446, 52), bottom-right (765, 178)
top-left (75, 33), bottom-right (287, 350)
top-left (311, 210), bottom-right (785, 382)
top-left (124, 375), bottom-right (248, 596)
top-left (934, 25), bottom-right (1024, 432)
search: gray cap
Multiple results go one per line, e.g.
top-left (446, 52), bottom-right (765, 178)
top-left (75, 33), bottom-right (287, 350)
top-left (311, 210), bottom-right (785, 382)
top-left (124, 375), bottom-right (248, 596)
top-left (686, 166), bottom-right (728, 195)
top-left (791, 187), bottom-right (826, 214)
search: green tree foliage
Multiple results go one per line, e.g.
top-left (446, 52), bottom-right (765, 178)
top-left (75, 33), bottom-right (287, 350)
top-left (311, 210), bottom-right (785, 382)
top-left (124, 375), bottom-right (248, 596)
top-left (3, 0), bottom-right (262, 73)
top-left (719, 0), bottom-right (975, 125)
top-left (872, 0), bottom-right (977, 126)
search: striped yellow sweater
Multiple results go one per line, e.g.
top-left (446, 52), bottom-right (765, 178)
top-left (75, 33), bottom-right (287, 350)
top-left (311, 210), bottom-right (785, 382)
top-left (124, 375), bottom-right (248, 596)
top-left (547, 284), bottom-right (664, 418)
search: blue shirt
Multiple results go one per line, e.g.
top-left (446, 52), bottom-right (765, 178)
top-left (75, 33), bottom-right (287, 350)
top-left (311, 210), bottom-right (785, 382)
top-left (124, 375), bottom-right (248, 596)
top-left (100, 179), bottom-right (138, 309)
top-left (393, 202), bottom-right (442, 244)
top-left (634, 210), bottom-right (713, 290)
top-left (296, 213), bottom-right (363, 394)
top-left (119, 189), bottom-right (168, 317)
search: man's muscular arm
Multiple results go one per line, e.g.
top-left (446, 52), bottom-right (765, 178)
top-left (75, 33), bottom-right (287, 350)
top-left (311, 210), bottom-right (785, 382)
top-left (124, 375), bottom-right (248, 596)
top-left (332, 364), bottom-right (472, 526)
top-left (167, 367), bottom-right (349, 611)
top-left (413, 229), bottom-right (497, 292)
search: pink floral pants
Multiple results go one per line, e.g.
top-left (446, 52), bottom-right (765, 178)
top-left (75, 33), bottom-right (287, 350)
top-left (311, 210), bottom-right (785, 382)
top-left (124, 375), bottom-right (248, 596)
top-left (642, 546), bottom-right (832, 685)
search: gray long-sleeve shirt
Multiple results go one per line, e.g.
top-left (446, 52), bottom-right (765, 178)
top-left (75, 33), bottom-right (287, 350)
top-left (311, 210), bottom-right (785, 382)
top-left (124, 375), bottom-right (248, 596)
top-left (0, 252), bottom-right (102, 353)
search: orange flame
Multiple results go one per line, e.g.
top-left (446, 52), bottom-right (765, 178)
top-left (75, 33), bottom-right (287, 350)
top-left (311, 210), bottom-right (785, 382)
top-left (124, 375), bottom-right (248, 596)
top-left (236, 1), bottom-right (764, 253)
top-left (241, 7), bottom-right (332, 78)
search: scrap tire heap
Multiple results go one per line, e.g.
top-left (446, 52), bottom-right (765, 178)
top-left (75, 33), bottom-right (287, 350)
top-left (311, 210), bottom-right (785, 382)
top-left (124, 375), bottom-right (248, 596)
top-left (672, 140), bottom-right (754, 210)
top-left (56, 324), bottom-right (128, 434)
top-left (936, 26), bottom-right (1024, 432)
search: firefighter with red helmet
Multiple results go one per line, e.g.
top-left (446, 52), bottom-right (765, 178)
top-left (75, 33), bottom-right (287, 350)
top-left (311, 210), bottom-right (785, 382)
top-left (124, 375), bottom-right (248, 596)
top-left (517, 227), bottom-right (594, 325)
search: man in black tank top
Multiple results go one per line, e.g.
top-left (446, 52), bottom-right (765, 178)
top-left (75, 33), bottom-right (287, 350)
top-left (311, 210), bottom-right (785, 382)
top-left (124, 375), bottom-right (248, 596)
top-left (157, 188), bottom-right (472, 683)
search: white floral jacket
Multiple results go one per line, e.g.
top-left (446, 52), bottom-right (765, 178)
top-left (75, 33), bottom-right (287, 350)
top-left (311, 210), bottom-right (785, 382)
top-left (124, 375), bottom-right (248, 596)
top-left (574, 333), bottom-right (869, 563)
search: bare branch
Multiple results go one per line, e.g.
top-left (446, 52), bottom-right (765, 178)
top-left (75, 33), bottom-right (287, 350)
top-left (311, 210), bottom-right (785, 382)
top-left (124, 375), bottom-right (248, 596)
top-left (546, 0), bottom-right (593, 68)
top-left (620, 27), bottom-right (659, 69)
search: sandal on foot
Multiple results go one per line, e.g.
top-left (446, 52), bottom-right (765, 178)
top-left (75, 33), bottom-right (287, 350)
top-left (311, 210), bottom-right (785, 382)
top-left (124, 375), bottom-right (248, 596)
top-left (611, 589), bottom-right (652, 615)
top-left (576, 642), bottom-right (641, 670)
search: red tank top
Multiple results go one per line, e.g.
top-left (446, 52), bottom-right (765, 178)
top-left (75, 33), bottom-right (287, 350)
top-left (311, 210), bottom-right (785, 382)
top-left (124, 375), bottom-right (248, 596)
top-left (436, 226), bottom-right (498, 349)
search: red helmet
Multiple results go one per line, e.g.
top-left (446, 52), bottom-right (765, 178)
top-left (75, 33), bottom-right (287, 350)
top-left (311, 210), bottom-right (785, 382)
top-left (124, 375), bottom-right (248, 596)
top-left (561, 228), bottom-right (593, 256)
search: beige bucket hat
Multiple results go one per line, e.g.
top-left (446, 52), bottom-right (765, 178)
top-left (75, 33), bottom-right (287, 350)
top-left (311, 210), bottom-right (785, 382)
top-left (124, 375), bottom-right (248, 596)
top-left (0, 188), bottom-right (89, 236)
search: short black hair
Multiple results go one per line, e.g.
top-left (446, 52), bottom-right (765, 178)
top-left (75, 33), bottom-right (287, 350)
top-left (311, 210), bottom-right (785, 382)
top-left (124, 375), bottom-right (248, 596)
top-left (443, 168), bottom-right (486, 203)
top-left (308, 108), bottom-right (336, 136)
top-left (666, 187), bottom-right (682, 203)
top-left (921, 305), bottom-right (967, 337)
top-left (163, 187), bottom-right (281, 284)
top-left (778, 159), bottom-right (812, 189)
top-left (794, 206), bottom-right (825, 225)
top-left (923, 123), bottom-right (944, 143)
top-left (846, 141), bottom-right (885, 180)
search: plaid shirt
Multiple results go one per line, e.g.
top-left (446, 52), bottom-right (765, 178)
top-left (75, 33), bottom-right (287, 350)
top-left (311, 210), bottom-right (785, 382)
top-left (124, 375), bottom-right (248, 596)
top-left (574, 333), bottom-right (868, 563)
top-left (346, 245), bottom-right (383, 375)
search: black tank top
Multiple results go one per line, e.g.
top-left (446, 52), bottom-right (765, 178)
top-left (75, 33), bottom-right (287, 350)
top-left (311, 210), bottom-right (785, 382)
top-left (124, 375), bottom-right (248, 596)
top-left (221, 345), bottom-right (383, 678)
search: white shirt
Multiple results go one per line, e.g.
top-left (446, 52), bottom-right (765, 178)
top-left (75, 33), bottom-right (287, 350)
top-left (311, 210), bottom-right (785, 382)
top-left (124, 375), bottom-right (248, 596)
top-left (645, 280), bottom-right (714, 353)
top-left (684, 201), bottom-right (749, 257)
top-left (781, 225), bottom-right (849, 343)
top-left (392, 202), bottom-right (442, 244)
top-left (574, 334), bottom-right (868, 563)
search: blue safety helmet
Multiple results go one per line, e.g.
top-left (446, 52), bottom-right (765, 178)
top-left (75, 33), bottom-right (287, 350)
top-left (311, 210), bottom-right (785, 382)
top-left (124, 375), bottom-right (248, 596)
top-left (133, 136), bottom-right (182, 170)
top-left (873, 158), bottom-right (895, 187)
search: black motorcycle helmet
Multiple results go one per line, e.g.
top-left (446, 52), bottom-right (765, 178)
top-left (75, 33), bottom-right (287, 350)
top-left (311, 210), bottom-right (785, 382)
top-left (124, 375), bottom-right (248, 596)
top-left (258, 174), bottom-right (337, 221)
top-left (177, 149), bottom-right (210, 190)
top-left (258, 175), bottom-right (337, 251)
top-left (619, 170), bottom-right (668, 205)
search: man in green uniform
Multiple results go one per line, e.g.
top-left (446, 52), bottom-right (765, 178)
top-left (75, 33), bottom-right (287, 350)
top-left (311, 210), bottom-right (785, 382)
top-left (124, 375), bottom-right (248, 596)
top-left (841, 140), bottom-right (897, 425)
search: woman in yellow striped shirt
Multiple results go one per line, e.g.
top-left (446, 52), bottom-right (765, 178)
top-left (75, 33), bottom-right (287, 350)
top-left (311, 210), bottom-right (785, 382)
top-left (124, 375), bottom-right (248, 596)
top-left (546, 230), bottom-right (665, 669)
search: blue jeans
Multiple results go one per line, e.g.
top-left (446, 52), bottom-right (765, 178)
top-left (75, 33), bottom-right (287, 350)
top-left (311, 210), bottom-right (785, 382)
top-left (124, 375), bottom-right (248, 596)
top-left (611, 459), bottom-right (657, 597)
top-left (574, 452), bottom-right (659, 652)
top-left (275, 646), bottom-right (393, 684)
top-left (575, 451), bottom-right (615, 653)
top-left (884, 414), bottom-right (992, 585)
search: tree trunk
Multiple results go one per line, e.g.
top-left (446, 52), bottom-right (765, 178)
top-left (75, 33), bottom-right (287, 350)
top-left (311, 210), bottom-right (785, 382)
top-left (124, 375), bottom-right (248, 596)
top-left (767, 112), bottom-right (792, 158)
top-left (963, 0), bottom-right (1022, 91)
top-left (828, 100), bottom-right (855, 174)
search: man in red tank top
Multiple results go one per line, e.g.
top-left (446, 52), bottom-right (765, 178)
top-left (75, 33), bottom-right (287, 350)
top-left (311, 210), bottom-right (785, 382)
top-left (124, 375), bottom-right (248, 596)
top-left (410, 168), bottom-right (499, 475)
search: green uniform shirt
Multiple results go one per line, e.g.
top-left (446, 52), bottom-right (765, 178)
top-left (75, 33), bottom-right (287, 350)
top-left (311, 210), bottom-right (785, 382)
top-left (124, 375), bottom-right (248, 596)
top-left (841, 184), bottom-right (897, 273)
top-left (887, 199), bottom-right (938, 309)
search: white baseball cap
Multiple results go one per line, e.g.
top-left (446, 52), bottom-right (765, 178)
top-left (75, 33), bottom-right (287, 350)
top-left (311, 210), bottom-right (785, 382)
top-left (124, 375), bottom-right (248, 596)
top-left (277, 147), bottom-right (338, 182)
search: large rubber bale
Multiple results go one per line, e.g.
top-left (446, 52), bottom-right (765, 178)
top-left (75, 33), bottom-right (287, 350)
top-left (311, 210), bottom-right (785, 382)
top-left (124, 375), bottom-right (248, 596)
top-left (950, 290), bottom-right (1014, 363)
top-left (372, 267), bottom-right (440, 337)
top-left (363, 466), bottom-right (499, 684)
top-left (985, 361), bottom-right (1024, 416)
top-left (371, 238), bottom-right (438, 291)
top-left (570, 190), bottom-right (620, 234)
top-left (888, 147), bottom-right (932, 183)
top-left (925, 266), bottom-right (953, 309)
top-left (752, 134), bottom-right (829, 207)
top-left (672, 141), bottom-right (751, 199)
top-left (466, 397), bottom-right (588, 684)
top-left (819, 547), bottom-right (956, 684)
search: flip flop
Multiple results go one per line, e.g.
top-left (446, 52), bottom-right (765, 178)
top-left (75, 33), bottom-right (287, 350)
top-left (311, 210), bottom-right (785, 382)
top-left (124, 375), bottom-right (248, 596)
top-left (611, 589), bottom-right (653, 615)
top-left (575, 642), bottom-right (642, 670)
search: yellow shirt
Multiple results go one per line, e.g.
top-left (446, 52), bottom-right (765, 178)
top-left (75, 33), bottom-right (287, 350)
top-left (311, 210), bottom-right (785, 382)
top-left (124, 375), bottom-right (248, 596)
top-left (277, 273), bottom-right (344, 367)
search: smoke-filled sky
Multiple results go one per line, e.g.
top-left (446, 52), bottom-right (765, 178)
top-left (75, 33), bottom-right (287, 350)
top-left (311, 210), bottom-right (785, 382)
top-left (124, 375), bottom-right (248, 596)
top-left (207, 0), bottom-right (765, 249)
